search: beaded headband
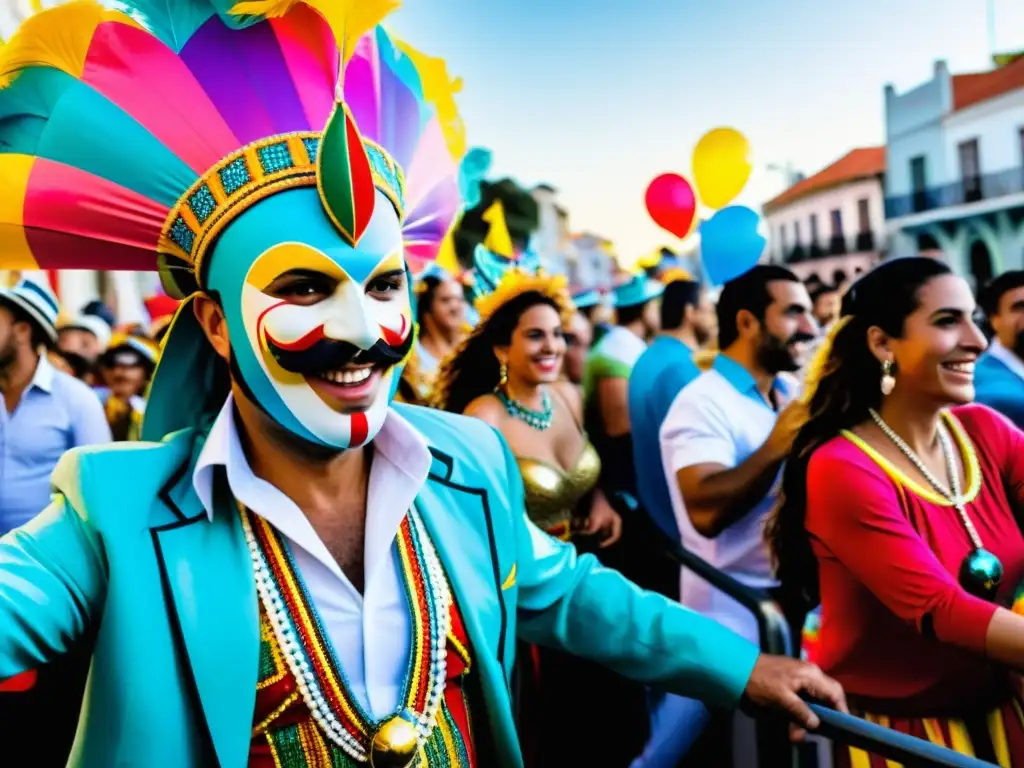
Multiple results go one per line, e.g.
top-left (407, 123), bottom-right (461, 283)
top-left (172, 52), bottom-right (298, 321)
top-left (158, 102), bottom-right (406, 276)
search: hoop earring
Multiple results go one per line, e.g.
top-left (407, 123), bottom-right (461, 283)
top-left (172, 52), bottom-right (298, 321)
top-left (880, 359), bottom-right (895, 396)
top-left (498, 360), bottom-right (508, 388)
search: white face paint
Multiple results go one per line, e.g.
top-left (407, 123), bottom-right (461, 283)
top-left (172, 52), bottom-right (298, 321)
top-left (236, 199), bottom-right (412, 449)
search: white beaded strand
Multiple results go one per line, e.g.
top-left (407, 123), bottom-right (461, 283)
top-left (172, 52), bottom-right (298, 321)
top-left (240, 507), bottom-right (453, 759)
top-left (241, 509), bottom-right (368, 760)
top-left (868, 409), bottom-right (984, 550)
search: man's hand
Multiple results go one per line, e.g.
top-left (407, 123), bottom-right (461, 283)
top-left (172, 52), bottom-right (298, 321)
top-left (743, 654), bottom-right (847, 732)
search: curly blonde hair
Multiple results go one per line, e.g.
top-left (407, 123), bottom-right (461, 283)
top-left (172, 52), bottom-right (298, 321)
top-left (431, 269), bottom-right (573, 413)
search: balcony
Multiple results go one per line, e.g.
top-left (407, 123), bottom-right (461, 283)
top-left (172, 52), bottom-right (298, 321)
top-left (828, 235), bottom-right (847, 255)
top-left (855, 231), bottom-right (876, 252)
top-left (785, 245), bottom-right (807, 263)
top-left (885, 165), bottom-right (1024, 218)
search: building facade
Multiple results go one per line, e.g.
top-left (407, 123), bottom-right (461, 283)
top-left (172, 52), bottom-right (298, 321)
top-left (884, 58), bottom-right (1024, 287)
top-left (763, 147), bottom-right (887, 288)
top-left (530, 184), bottom-right (578, 277)
top-left (569, 233), bottom-right (618, 291)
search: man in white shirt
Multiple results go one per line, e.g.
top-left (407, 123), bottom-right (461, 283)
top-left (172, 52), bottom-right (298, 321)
top-left (640, 266), bottom-right (816, 767)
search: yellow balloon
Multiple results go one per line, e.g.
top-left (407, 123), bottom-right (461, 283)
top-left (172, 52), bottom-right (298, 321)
top-left (692, 128), bottom-right (752, 210)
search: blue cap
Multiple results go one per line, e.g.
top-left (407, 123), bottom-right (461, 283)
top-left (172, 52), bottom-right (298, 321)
top-left (572, 289), bottom-right (602, 310)
top-left (612, 275), bottom-right (664, 309)
top-left (417, 263), bottom-right (451, 283)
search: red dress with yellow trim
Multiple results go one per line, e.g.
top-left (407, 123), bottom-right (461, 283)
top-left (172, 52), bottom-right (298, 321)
top-left (241, 507), bottom-right (477, 767)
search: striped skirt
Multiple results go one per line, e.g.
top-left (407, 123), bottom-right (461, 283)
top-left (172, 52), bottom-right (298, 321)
top-left (833, 696), bottom-right (1024, 767)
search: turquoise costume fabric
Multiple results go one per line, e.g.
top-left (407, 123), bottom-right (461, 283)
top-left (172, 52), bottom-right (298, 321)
top-left (0, 406), bottom-right (759, 767)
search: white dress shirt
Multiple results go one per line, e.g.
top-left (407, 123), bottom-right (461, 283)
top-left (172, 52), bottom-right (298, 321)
top-left (192, 395), bottom-right (432, 719)
top-left (659, 357), bottom-right (797, 642)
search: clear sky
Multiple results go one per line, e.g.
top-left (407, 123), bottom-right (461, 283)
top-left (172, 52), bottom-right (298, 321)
top-left (389, 0), bottom-right (1024, 264)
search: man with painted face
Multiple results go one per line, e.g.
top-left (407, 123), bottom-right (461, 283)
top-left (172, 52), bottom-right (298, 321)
top-left (0, 2), bottom-right (843, 766)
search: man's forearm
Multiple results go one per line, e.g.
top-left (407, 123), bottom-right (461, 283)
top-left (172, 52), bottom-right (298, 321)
top-left (681, 441), bottom-right (784, 537)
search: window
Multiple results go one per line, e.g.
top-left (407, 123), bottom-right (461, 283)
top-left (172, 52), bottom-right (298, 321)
top-left (830, 209), bottom-right (843, 237)
top-left (829, 209), bottom-right (846, 255)
top-left (779, 224), bottom-right (787, 256)
top-left (1020, 127), bottom-right (1024, 165)
top-left (958, 139), bottom-right (982, 202)
top-left (794, 220), bottom-right (802, 245)
top-left (857, 198), bottom-right (870, 233)
top-left (809, 213), bottom-right (819, 244)
top-left (910, 156), bottom-right (928, 212)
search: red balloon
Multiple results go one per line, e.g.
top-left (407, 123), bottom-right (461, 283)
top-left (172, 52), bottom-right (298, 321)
top-left (645, 174), bottom-right (697, 238)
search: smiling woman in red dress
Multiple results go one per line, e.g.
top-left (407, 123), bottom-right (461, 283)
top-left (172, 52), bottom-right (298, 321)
top-left (769, 257), bottom-right (1024, 766)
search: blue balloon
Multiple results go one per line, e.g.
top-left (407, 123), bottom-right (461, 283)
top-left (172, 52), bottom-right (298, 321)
top-left (699, 206), bottom-right (766, 285)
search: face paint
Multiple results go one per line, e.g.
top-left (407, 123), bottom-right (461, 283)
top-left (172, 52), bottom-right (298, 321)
top-left (206, 188), bottom-right (414, 449)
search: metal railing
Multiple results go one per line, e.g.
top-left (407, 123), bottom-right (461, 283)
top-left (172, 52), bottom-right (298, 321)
top-left (885, 165), bottom-right (1024, 218)
top-left (609, 491), bottom-right (998, 768)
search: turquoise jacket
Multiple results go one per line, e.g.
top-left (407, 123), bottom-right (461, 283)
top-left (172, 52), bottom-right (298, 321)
top-left (0, 404), bottom-right (759, 767)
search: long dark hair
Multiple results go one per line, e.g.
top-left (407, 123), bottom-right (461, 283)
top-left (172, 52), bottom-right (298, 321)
top-left (433, 290), bottom-right (562, 415)
top-left (416, 276), bottom-right (444, 328)
top-left (767, 257), bottom-right (953, 611)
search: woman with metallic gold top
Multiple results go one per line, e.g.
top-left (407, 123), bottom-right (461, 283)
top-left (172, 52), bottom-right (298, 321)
top-left (432, 268), bottom-right (620, 546)
top-left (433, 248), bottom-right (630, 766)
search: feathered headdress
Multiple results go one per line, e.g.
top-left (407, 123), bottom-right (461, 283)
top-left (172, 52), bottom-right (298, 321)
top-left (468, 200), bottom-right (569, 323)
top-left (0, 0), bottom-right (463, 280)
top-left (0, 0), bottom-right (465, 438)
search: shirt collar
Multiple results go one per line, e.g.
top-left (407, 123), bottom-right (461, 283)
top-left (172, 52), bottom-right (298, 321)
top-left (713, 354), bottom-right (792, 407)
top-left (987, 339), bottom-right (1024, 382)
top-left (192, 394), bottom-right (433, 522)
top-left (30, 354), bottom-right (55, 394)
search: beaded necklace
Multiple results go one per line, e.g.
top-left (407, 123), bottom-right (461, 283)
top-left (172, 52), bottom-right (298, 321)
top-left (495, 388), bottom-right (553, 431)
top-left (868, 409), bottom-right (1003, 600)
top-left (240, 505), bottom-right (452, 764)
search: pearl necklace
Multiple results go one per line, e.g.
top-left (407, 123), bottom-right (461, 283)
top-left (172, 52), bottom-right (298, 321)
top-left (868, 409), bottom-right (982, 549)
top-left (240, 506), bottom-right (452, 762)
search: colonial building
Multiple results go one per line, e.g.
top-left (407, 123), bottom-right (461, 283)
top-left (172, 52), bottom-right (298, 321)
top-left (763, 147), bottom-right (887, 287)
top-left (884, 57), bottom-right (1024, 287)
top-left (569, 233), bottom-right (618, 292)
top-left (529, 183), bottom-right (577, 276)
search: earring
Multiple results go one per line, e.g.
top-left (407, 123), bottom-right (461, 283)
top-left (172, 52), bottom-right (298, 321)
top-left (880, 359), bottom-right (895, 396)
top-left (498, 360), bottom-right (508, 388)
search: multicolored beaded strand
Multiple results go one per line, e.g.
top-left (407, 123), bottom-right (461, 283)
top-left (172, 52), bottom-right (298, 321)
top-left (240, 505), bottom-right (452, 762)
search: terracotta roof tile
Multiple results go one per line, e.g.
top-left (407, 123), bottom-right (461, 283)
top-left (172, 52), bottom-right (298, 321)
top-left (763, 147), bottom-right (885, 213)
top-left (952, 56), bottom-right (1024, 112)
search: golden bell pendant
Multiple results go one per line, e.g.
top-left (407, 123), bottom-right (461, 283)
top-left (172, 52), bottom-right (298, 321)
top-left (369, 713), bottom-right (419, 768)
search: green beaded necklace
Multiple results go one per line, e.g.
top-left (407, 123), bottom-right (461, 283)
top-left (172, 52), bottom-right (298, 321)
top-left (496, 387), bottom-right (553, 431)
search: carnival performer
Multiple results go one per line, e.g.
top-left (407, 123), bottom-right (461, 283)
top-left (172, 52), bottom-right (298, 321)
top-left (0, 2), bottom-right (842, 766)
top-left (769, 257), bottom-right (1024, 766)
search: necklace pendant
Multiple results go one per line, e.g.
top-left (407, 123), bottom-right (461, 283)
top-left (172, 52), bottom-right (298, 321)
top-left (960, 547), bottom-right (1004, 601)
top-left (370, 712), bottom-right (420, 768)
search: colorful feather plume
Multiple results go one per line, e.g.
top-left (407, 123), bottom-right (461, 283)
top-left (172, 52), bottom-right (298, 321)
top-left (0, 0), bottom-right (464, 278)
top-left (230, 0), bottom-right (399, 65)
top-left (345, 25), bottom-right (464, 273)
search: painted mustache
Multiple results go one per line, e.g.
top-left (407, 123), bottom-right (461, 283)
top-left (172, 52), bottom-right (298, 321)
top-left (266, 329), bottom-right (414, 376)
